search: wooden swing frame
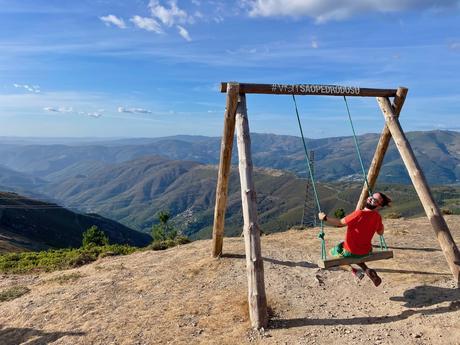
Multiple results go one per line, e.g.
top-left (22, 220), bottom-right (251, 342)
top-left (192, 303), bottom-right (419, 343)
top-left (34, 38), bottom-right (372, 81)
top-left (211, 81), bottom-right (460, 329)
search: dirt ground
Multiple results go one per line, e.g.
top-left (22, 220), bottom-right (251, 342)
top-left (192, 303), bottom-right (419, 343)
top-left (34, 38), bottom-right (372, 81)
top-left (0, 216), bottom-right (459, 345)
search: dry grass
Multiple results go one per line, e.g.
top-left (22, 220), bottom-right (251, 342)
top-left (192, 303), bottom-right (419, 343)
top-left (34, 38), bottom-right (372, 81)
top-left (0, 286), bottom-right (30, 303)
top-left (0, 216), bottom-right (459, 344)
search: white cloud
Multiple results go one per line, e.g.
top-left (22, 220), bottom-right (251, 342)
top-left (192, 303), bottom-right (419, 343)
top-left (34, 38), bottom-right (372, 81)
top-left (130, 15), bottom-right (163, 33)
top-left (43, 107), bottom-right (59, 112)
top-left (450, 42), bottom-right (460, 50)
top-left (87, 112), bottom-right (103, 118)
top-left (43, 106), bottom-right (73, 113)
top-left (42, 106), bottom-right (104, 117)
top-left (245, 0), bottom-right (460, 22)
top-left (118, 106), bottom-right (153, 114)
top-left (100, 14), bottom-right (127, 29)
top-left (14, 83), bottom-right (40, 93)
top-left (311, 39), bottom-right (318, 49)
top-left (149, 0), bottom-right (189, 26)
top-left (177, 25), bottom-right (192, 41)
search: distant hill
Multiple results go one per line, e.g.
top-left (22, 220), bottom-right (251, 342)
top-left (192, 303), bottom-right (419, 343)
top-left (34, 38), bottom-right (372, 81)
top-left (40, 155), bottom-right (460, 239)
top-left (0, 192), bottom-right (151, 253)
top-left (0, 130), bottom-right (459, 184)
top-left (0, 165), bottom-right (46, 191)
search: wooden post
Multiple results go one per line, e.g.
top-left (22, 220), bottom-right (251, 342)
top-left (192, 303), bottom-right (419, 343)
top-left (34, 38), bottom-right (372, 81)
top-left (211, 83), bottom-right (239, 257)
top-left (235, 93), bottom-right (268, 328)
top-left (356, 87), bottom-right (408, 209)
top-left (377, 96), bottom-right (460, 283)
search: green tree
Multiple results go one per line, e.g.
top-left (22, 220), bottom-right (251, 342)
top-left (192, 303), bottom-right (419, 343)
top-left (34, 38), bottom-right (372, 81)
top-left (82, 225), bottom-right (109, 247)
top-left (151, 211), bottom-right (177, 242)
top-left (334, 208), bottom-right (346, 219)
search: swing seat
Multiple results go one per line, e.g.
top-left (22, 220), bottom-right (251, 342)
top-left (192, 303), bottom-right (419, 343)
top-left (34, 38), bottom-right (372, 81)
top-left (318, 250), bottom-right (394, 269)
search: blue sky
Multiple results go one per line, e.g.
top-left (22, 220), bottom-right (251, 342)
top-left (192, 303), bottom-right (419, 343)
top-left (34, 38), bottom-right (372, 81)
top-left (0, 0), bottom-right (459, 138)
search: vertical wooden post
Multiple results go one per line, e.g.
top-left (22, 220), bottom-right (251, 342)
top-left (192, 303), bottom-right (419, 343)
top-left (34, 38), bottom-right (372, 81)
top-left (235, 93), bottom-right (268, 328)
top-left (212, 83), bottom-right (240, 257)
top-left (356, 87), bottom-right (408, 209)
top-left (377, 97), bottom-right (460, 283)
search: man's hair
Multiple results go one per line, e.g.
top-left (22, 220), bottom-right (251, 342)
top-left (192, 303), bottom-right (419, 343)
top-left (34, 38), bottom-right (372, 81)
top-left (366, 192), bottom-right (392, 209)
top-left (378, 192), bottom-right (392, 207)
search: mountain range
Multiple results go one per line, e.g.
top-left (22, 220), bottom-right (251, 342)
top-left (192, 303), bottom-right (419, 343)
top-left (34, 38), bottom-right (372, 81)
top-left (0, 130), bottom-right (459, 243)
top-left (31, 156), bottom-right (460, 239)
top-left (0, 192), bottom-right (151, 253)
top-left (0, 130), bottom-right (459, 184)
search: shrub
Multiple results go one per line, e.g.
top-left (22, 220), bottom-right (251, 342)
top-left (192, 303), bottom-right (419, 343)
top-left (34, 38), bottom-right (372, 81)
top-left (82, 226), bottom-right (109, 247)
top-left (386, 212), bottom-right (402, 219)
top-left (150, 211), bottom-right (191, 250)
top-left (46, 273), bottom-right (83, 285)
top-left (151, 211), bottom-right (178, 242)
top-left (0, 245), bottom-right (139, 274)
top-left (441, 208), bottom-right (453, 215)
top-left (0, 286), bottom-right (30, 302)
top-left (150, 236), bottom-right (191, 251)
top-left (334, 208), bottom-right (346, 219)
top-left (176, 235), bottom-right (191, 245)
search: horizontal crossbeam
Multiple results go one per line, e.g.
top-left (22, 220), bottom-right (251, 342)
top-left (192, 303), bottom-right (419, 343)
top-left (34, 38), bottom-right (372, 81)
top-left (318, 250), bottom-right (394, 269)
top-left (221, 82), bottom-right (398, 97)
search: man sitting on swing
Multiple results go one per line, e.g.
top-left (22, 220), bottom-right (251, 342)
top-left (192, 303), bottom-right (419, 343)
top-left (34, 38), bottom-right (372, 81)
top-left (318, 192), bottom-right (392, 287)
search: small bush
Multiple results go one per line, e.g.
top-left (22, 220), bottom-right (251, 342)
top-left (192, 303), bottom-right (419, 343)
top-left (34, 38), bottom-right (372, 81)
top-left (175, 235), bottom-right (191, 245)
top-left (441, 208), bottom-right (453, 215)
top-left (386, 212), bottom-right (403, 219)
top-left (46, 272), bottom-right (83, 285)
top-left (334, 208), bottom-right (346, 219)
top-left (150, 236), bottom-right (190, 251)
top-left (150, 210), bottom-right (190, 250)
top-left (0, 245), bottom-right (139, 274)
top-left (82, 225), bottom-right (109, 247)
top-left (0, 286), bottom-right (30, 302)
top-left (151, 211), bottom-right (177, 242)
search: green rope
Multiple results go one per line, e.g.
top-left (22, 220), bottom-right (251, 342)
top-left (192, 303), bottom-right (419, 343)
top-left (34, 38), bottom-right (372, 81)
top-left (292, 95), bottom-right (327, 260)
top-left (343, 96), bottom-right (372, 196)
top-left (379, 234), bottom-right (388, 251)
top-left (343, 96), bottom-right (388, 251)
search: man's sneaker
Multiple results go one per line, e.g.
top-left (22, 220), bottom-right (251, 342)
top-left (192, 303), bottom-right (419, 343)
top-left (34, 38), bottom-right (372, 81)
top-left (365, 268), bottom-right (382, 287)
top-left (351, 267), bottom-right (365, 280)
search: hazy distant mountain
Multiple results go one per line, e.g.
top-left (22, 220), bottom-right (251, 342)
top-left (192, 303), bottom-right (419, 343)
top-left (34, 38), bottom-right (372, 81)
top-left (0, 130), bottom-right (459, 242)
top-left (40, 155), bottom-right (460, 239)
top-left (0, 165), bottom-right (46, 191)
top-left (0, 130), bottom-right (458, 184)
top-left (0, 192), bottom-right (151, 252)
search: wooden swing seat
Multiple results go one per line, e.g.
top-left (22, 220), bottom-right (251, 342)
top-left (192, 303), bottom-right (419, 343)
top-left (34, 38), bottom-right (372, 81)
top-left (318, 250), bottom-right (394, 269)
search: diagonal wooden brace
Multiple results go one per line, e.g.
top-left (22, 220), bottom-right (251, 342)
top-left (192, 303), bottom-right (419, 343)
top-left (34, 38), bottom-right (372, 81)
top-left (377, 96), bottom-right (460, 284)
top-left (356, 87), bottom-right (408, 210)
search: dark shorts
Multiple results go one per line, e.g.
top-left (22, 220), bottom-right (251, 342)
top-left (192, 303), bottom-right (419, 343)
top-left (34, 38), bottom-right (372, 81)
top-left (330, 241), bottom-right (371, 258)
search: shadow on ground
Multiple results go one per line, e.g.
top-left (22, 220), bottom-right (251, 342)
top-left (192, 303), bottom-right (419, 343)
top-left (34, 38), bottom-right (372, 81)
top-left (389, 285), bottom-right (460, 307)
top-left (372, 244), bottom-right (441, 252)
top-left (270, 285), bottom-right (460, 329)
top-left (0, 327), bottom-right (84, 345)
top-left (221, 253), bottom-right (317, 269)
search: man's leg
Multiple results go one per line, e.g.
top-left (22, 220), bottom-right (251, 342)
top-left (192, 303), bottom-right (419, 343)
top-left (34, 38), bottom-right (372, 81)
top-left (358, 263), bottom-right (382, 287)
top-left (350, 265), bottom-right (365, 280)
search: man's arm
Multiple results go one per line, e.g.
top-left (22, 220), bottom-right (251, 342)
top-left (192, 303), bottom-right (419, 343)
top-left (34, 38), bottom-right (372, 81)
top-left (318, 212), bottom-right (347, 227)
top-left (377, 223), bottom-right (384, 235)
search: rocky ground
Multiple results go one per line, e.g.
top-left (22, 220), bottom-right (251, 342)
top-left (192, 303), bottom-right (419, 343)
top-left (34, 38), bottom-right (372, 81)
top-left (0, 216), bottom-right (459, 345)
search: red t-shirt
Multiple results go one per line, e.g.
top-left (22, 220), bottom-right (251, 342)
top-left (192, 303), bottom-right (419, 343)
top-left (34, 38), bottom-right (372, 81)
top-left (343, 209), bottom-right (383, 255)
